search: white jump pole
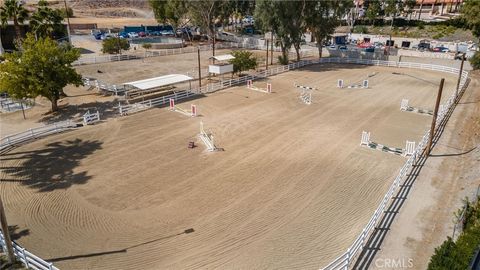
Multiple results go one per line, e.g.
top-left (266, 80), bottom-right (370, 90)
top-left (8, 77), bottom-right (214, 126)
top-left (362, 80), bottom-right (369, 88)
top-left (404, 141), bottom-right (416, 156)
top-left (337, 79), bottom-right (344, 88)
top-left (247, 80), bottom-right (252, 89)
top-left (400, 99), bottom-right (409, 111)
top-left (361, 131), bottom-right (370, 146)
top-left (267, 83), bottom-right (272, 93)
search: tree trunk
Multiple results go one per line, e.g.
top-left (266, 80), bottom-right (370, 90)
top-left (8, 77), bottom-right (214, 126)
top-left (0, 28), bottom-right (4, 55)
top-left (317, 36), bottom-right (323, 58)
top-left (51, 97), bottom-right (59, 112)
top-left (13, 19), bottom-right (22, 41)
top-left (418, 0), bottom-right (424, 20)
top-left (294, 45), bottom-right (301, 62)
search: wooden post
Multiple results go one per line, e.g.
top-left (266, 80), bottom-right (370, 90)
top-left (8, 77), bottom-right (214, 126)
top-left (266, 40), bottom-right (269, 70)
top-left (270, 33), bottom-right (274, 65)
top-left (0, 196), bottom-right (15, 264)
top-left (197, 47), bottom-right (202, 88)
top-left (455, 53), bottom-right (466, 97)
top-left (426, 78), bottom-right (445, 156)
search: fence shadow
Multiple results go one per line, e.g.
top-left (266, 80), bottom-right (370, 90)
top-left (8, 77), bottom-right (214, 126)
top-left (352, 78), bottom-right (470, 270)
top-left (0, 139), bottom-right (103, 192)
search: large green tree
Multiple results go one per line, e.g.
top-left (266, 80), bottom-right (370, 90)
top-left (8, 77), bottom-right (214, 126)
top-left (461, 0), bottom-right (480, 37)
top-left (0, 0), bottom-right (29, 41)
top-left (461, 0), bottom-right (480, 70)
top-left (0, 34), bottom-right (82, 112)
top-left (29, 0), bottom-right (65, 39)
top-left (305, 0), bottom-right (352, 58)
top-left (255, 0), bottom-right (307, 62)
top-left (149, 0), bottom-right (187, 38)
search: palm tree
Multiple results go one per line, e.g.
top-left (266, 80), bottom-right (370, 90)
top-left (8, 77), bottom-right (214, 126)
top-left (29, 0), bottom-right (63, 39)
top-left (0, 0), bottom-right (29, 41)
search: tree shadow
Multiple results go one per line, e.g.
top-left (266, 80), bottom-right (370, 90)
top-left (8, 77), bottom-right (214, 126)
top-left (1, 139), bottom-right (103, 192)
top-left (37, 100), bottom-right (120, 125)
top-left (8, 225), bottom-right (30, 241)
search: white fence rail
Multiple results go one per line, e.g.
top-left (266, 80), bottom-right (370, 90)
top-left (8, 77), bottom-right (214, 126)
top-left (120, 56), bottom-right (469, 269)
top-left (120, 57), bottom-right (467, 116)
top-left (0, 231), bottom-right (59, 270)
top-left (0, 120), bottom-right (76, 152)
top-left (74, 41), bottom-right (314, 66)
top-left (320, 63), bottom-right (468, 270)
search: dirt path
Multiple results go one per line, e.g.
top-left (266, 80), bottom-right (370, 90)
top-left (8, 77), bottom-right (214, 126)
top-left (1, 64), bottom-right (458, 270)
top-left (371, 72), bottom-right (480, 269)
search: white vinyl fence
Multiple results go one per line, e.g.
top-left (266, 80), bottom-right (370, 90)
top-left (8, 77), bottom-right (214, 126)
top-left (119, 57), bottom-right (467, 115)
top-left (320, 62), bottom-right (468, 270)
top-left (0, 230), bottom-right (59, 270)
top-left (74, 41), bottom-right (314, 66)
top-left (0, 57), bottom-right (468, 270)
top-left (0, 120), bottom-right (76, 152)
top-left (119, 57), bottom-right (469, 270)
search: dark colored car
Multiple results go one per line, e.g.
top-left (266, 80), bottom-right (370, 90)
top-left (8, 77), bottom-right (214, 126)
top-left (433, 46), bottom-right (449, 53)
top-left (365, 47), bottom-right (375, 53)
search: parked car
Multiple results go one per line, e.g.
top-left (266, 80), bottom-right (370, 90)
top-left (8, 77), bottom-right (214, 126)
top-left (242, 15), bottom-right (255, 24)
top-left (118, 32), bottom-right (129, 39)
top-left (94, 33), bottom-right (103, 40)
top-left (138, 31), bottom-right (147, 37)
top-left (161, 30), bottom-right (174, 36)
top-left (365, 47), bottom-right (375, 53)
top-left (128, 32), bottom-right (139, 38)
top-left (338, 45), bottom-right (348, 51)
top-left (328, 44), bottom-right (336, 50)
top-left (433, 46), bottom-right (449, 53)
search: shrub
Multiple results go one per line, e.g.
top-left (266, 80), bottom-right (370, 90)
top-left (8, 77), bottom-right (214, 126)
top-left (229, 50), bottom-right (258, 75)
top-left (470, 51), bottom-right (480, 70)
top-left (102, 38), bottom-right (130, 54)
top-left (61, 7), bottom-right (74, 18)
top-left (277, 55), bottom-right (289, 65)
top-left (428, 198), bottom-right (480, 269)
top-left (142, 43), bottom-right (152, 50)
top-left (353, 25), bottom-right (369, 34)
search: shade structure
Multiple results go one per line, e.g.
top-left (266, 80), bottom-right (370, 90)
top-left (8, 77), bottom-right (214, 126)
top-left (124, 74), bottom-right (193, 90)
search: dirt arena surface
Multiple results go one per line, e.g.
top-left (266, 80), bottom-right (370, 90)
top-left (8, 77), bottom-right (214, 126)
top-left (1, 64), bottom-right (457, 269)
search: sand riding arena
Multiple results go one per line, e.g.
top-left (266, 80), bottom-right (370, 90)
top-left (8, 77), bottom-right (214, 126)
top-left (1, 61), bottom-right (464, 270)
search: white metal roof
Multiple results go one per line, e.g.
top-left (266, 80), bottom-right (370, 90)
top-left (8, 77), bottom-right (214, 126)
top-left (210, 54), bottom-right (235, 61)
top-left (124, 74), bottom-right (193, 90)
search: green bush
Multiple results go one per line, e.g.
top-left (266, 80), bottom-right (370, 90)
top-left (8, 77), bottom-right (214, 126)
top-left (470, 51), bottom-right (480, 70)
top-left (353, 25), bottom-right (369, 34)
top-left (102, 38), bottom-right (130, 54)
top-left (142, 43), bottom-right (152, 50)
top-left (61, 7), bottom-right (74, 18)
top-left (428, 198), bottom-right (480, 269)
top-left (277, 55), bottom-right (289, 65)
top-left (229, 50), bottom-right (258, 75)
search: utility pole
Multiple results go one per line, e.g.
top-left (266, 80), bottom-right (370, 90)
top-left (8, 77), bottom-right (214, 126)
top-left (266, 40), bottom-right (269, 70)
top-left (63, 0), bottom-right (72, 43)
top-left (0, 196), bottom-right (15, 264)
top-left (426, 78), bottom-right (445, 156)
top-left (270, 33), bottom-right (274, 65)
top-left (197, 47), bottom-right (202, 88)
top-left (455, 53), bottom-right (466, 97)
